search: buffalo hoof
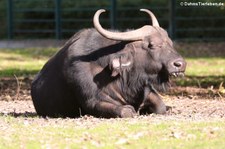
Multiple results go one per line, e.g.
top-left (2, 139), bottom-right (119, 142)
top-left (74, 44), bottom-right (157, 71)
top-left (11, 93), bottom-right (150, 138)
top-left (119, 105), bottom-right (137, 118)
top-left (155, 105), bottom-right (167, 114)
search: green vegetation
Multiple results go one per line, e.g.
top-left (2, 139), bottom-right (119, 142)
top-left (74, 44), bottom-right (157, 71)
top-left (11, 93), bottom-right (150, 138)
top-left (0, 116), bottom-right (225, 149)
top-left (177, 58), bottom-right (225, 88)
top-left (1, 48), bottom-right (224, 88)
top-left (0, 48), bottom-right (57, 77)
top-left (186, 58), bottom-right (225, 76)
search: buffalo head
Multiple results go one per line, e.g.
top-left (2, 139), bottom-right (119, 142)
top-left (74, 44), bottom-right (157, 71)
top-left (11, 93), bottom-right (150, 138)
top-left (94, 9), bottom-right (186, 91)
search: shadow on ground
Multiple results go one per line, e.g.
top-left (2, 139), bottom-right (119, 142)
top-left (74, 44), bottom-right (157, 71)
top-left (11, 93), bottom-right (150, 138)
top-left (0, 112), bottom-right (37, 118)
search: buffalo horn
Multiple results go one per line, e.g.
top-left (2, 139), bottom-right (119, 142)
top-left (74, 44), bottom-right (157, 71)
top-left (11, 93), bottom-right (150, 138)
top-left (140, 9), bottom-right (160, 27)
top-left (93, 9), bottom-right (159, 41)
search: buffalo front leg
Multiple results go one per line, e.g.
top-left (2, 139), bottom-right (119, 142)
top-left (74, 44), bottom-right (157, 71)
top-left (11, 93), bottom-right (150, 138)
top-left (97, 102), bottom-right (137, 118)
top-left (85, 99), bottom-right (137, 118)
top-left (139, 91), bottom-right (167, 115)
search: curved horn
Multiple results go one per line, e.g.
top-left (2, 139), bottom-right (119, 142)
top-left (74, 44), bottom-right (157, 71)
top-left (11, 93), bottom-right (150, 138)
top-left (93, 9), bottom-right (152, 41)
top-left (140, 9), bottom-right (159, 27)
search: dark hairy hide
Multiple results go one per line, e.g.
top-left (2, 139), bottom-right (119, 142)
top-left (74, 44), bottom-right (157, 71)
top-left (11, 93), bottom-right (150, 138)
top-left (31, 27), bottom-right (186, 118)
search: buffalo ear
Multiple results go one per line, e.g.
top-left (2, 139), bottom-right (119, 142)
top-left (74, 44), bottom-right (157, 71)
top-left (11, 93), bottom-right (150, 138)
top-left (109, 53), bottom-right (133, 77)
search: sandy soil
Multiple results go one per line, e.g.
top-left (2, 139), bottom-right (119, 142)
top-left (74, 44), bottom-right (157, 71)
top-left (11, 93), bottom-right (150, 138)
top-left (0, 77), bottom-right (225, 121)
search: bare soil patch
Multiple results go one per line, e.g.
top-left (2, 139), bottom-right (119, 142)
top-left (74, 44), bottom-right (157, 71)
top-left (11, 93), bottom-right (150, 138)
top-left (0, 77), bottom-right (225, 121)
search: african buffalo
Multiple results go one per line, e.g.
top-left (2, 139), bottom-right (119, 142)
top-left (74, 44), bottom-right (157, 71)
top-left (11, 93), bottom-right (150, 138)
top-left (31, 9), bottom-right (186, 118)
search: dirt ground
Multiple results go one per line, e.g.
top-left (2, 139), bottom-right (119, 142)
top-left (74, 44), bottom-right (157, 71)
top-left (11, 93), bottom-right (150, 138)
top-left (0, 77), bottom-right (225, 120)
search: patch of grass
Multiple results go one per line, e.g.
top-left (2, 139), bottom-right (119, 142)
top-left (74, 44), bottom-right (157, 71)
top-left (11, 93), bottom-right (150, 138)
top-left (174, 58), bottom-right (225, 88)
top-left (1, 48), bottom-right (58, 58)
top-left (0, 117), bottom-right (224, 149)
top-left (0, 48), bottom-right (224, 88)
top-left (0, 48), bottom-right (57, 77)
top-left (186, 58), bottom-right (225, 77)
top-left (175, 76), bottom-right (225, 88)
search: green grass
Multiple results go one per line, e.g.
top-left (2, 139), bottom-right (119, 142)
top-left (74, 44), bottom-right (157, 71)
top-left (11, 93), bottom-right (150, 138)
top-left (186, 58), bottom-right (225, 77)
top-left (0, 117), bottom-right (225, 149)
top-left (0, 48), bottom-right (57, 77)
top-left (0, 48), bottom-right (224, 88)
top-left (0, 48), bottom-right (224, 77)
top-left (0, 47), bottom-right (224, 89)
top-left (176, 58), bottom-right (225, 88)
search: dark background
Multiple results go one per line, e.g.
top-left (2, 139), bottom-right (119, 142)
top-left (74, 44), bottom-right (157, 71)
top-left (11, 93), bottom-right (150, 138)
top-left (0, 0), bottom-right (225, 41)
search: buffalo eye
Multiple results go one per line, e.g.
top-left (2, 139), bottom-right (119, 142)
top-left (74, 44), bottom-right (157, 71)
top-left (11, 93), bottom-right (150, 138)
top-left (150, 42), bottom-right (164, 50)
top-left (148, 41), bottom-right (156, 49)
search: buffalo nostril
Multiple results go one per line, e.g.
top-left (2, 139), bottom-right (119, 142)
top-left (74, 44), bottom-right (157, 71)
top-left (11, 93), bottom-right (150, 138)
top-left (173, 61), bottom-right (183, 68)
